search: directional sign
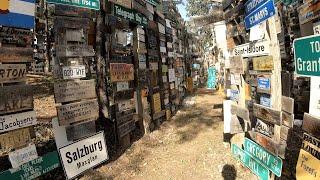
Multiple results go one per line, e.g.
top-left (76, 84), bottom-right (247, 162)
top-left (232, 144), bottom-right (270, 180)
top-left (244, 0), bottom-right (276, 29)
top-left (244, 138), bottom-right (283, 177)
top-left (294, 34), bottom-right (320, 77)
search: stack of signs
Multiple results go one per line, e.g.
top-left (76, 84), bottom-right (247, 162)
top-left (244, 0), bottom-right (276, 29)
top-left (47, 1), bottom-right (108, 179)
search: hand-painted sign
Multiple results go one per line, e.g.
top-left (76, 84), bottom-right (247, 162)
top-left (301, 133), bottom-right (320, 160)
top-left (244, 0), bottom-right (275, 29)
top-left (0, 111), bottom-right (37, 133)
top-left (0, 0), bottom-right (35, 29)
top-left (298, 1), bottom-right (320, 25)
top-left (232, 144), bottom-right (269, 180)
top-left (303, 113), bottom-right (320, 138)
top-left (294, 34), bottom-right (320, 77)
top-left (62, 66), bottom-right (86, 80)
top-left (0, 128), bottom-right (31, 152)
top-left (47, 0), bottom-right (100, 10)
top-left (233, 40), bottom-right (270, 57)
top-left (244, 138), bottom-right (282, 177)
top-left (0, 64), bottom-right (26, 83)
top-left (296, 149), bottom-right (320, 180)
top-left (257, 77), bottom-right (271, 94)
top-left (110, 63), bottom-right (134, 82)
top-left (113, 4), bottom-right (148, 26)
top-left (0, 151), bottom-right (60, 179)
top-left (59, 132), bottom-right (108, 180)
top-left (255, 119), bottom-right (274, 138)
top-left (9, 143), bottom-right (38, 168)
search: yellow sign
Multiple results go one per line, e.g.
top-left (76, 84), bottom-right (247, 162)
top-left (296, 149), bottom-right (320, 180)
top-left (0, 0), bottom-right (10, 14)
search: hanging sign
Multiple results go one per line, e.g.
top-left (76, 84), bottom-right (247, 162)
top-left (0, 64), bottom-right (27, 83)
top-left (244, 138), bottom-right (283, 177)
top-left (0, 0), bottom-right (35, 29)
top-left (110, 63), bottom-right (134, 82)
top-left (233, 40), bottom-right (270, 57)
top-left (244, 0), bottom-right (276, 29)
top-left (294, 34), bottom-right (320, 77)
top-left (59, 132), bottom-right (108, 180)
top-left (47, 0), bottom-right (100, 10)
top-left (62, 66), bottom-right (86, 80)
top-left (0, 151), bottom-right (60, 180)
top-left (9, 144), bottom-right (38, 168)
top-left (0, 111), bottom-right (37, 133)
top-left (113, 4), bottom-right (148, 26)
top-left (296, 149), bottom-right (320, 180)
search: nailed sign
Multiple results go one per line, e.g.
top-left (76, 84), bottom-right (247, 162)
top-left (255, 119), bottom-right (274, 138)
top-left (168, 69), bottom-right (175, 82)
top-left (252, 56), bottom-right (274, 71)
top-left (110, 63), bottom-right (134, 82)
top-left (54, 80), bottom-right (96, 103)
top-left (244, 0), bottom-right (275, 29)
top-left (253, 103), bottom-right (281, 125)
top-left (62, 66), bottom-right (86, 80)
top-left (257, 76), bottom-right (271, 94)
top-left (301, 133), bottom-right (320, 160)
top-left (56, 45), bottom-right (95, 57)
top-left (0, 111), bottom-right (37, 133)
top-left (230, 56), bottom-right (244, 74)
top-left (57, 99), bottom-right (99, 126)
top-left (113, 4), bottom-right (148, 26)
top-left (47, 0), bottom-right (100, 10)
top-left (296, 149), bottom-right (320, 180)
top-left (0, 128), bottom-right (31, 152)
top-left (0, 64), bottom-right (27, 83)
top-left (9, 144), bottom-right (38, 168)
top-left (109, 0), bottom-right (132, 9)
top-left (0, 85), bottom-right (33, 115)
top-left (233, 40), bottom-right (270, 57)
top-left (153, 93), bottom-right (161, 113)
top-left (59, 132), bottom-right (108, 179)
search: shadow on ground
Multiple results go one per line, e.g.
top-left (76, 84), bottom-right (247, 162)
top-left (222, 164), bottom-right (237, 180)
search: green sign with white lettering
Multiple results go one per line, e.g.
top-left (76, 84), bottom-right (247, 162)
top-left (47, 0), bottom-right (100, 10)
top-left (113, 4), bottom-right (148, 26)
top-left (0, 151), bottom-right (60, 180)
top-left (294, 34), bottom-right (320, 77)
top-left (232, 144), bottom-right (269, 180)
top-left (244, 138), bottom-right (283, 177)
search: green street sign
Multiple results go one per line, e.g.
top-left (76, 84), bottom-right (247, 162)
top-left (0, 151), bottom-right (60, 180)
top-left (244, 138), bottom-right (283, 177)
top-left (294, 34), bottom-right (320, 77)
top-left (47, 0), bottom-right (100, 10)
top-left (113, 4), bottom-right (148, 27)
top-left (232, 144), bottom-right (270, 180)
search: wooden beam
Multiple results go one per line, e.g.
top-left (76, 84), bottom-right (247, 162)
top-left (253, 103), bottom-right (282, 125)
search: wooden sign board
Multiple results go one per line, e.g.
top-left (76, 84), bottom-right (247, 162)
top-left (255, 119), bottom-right (274, 138)
top-left (231, 104), bottom-right (250, 121)
top-left (0, 128), bottom-right (31, 152)
top-left (249, 131), bottom-right (277, 155)
top-left (0, 64), bottom-right (26, 83)
top-left (0, 111), bottom-right (37, 133)
top-left (281, 96), bottom-right (294, 114)
top-left (252, 56), bottom-right (274, 71)
top-left (118, 99), bottom-right (135, 112)
top-left (110, 63), bottom-right (134, 82)
top-left (57, 99), bottom-right (99, 126)
top-left (153, 93), bottom-right (161, 114)
top-left (62, 65), bottom-right (86, 80)
top-left (66, 120), bottom-right (96, 141)
top-left (296, 149), bottom-right (320, 180)
top-left (302, 133), bottom-right (320, 159)
top-left (303, 113), bottom-right (320, 138)
top-left (55, 45), bottom-right (95, 57)
top-left (257, 76), bottom-right (271, 94)
top-left (253, 104), bottom-right (281, 125)
top-left (0, 47), bottom-right (33, 63)
top-left (0, 85), bottom-right (33, 115)
top-left (230, 56), bottom-right (244, 74)
top-left (54, 80), bottom-right (96, 103)
top-left (9, 144), bottom-right (38, 169)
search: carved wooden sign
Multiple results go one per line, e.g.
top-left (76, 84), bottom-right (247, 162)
top-left (54, 80), bottom-right (96, 103)
top-left (56, 99), bottom-right (99, 126)
top-left (252, 56), bottom-right (274, 71)
top-left (0, 64), bottom-right (27, 83)
top-left (0, 85), bottom-right (33, 115)
top-left (303, 113), bottom-right (320, 137)
top-left (253, 104), bottom-right (281, 125)
top-left (0, 128), bottom-right (31, 152)
top-left (110, 63), bottom-right (134, 82)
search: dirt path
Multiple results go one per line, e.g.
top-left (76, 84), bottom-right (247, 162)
top-left (83, 90), bottom-right (256, 180)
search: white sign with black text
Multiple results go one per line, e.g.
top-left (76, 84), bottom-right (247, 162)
top-left (233, 40), bottom-right (270, 57)
top-left (0, 111), bottom-right (37, 133)
top-left (62, 65), bottom-right (86, 80)
top-left (9, 144), bottom-right (38, 168)
top-left (59, 132), bottom-right (108, 180)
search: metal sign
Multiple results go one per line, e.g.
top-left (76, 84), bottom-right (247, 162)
top-left (113, 4), bottom-right (148, 26)
top-left (260, 95), bottom-right (271, 107)
top-left (232, 144), bottom-right (269, 180)
top-left (244, 0), bottom-right (276, 29)
top-left (59, 132), bottom-right (108, 180)
top-left (0, 0), bottom-right (35, 29)
top-left (0, 151), bottom-right (60, 179)
top-left (62, 66), bottom-right (86, 80)
top-left (296, 149), bottom-right (320, 180)
top-left (257, 77), bottom-right (271, 94)
top-left (0, 111), bottom-right (37, 133)
top-left (245, 0), bottom-right (267, 15)
top-left (255, 119), bottom-right (274, 138)
top-left (244, 138), bottom-right (282, 177)
top-left (9, 144), bottom-right (38, 168)
top-left (233, 40), bottom-right (270, 57)
top-left (47, 0), bottom-right (100, 10)
top-left (294, 34), bottom-right (320, 77)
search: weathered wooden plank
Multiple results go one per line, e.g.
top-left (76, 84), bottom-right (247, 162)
top-left (231, 104), bottom-right (250, 121)
top-left (253, 103), bottom-right (282, 125)
top-left (0, 128), bottom-right (31, 152)
top-left (281, 96), bottom-right (294, 114)
top-left (153, 110), bottom-right (166, 120)
top-left (109, 0), bottom-right (132, 9)
top-left (54, 80), bottom-right (97, 103)
top-left (282, 111), bottom-right (294, 128)
top-left (66, 120), bottom-right (96, 141)
top-left (280, 125), bottom-right (290, 141)
top-left (54, 4), bottom-right (93, 18)
top-left (57, 99), bottom-right (99, 126)
top-left (0, 47), bottom-right (33, 62)
top-left (0, 64), bottom-right (26, 83)
top-left (252, 56), bottom-right (274, 71)
top-left (55, 45), bottom-right (95, 57)
top-left (222, 0), bottom-right (235, 10)
top-left (0, 111), bottom-right (37, 133)
top-left (0, 85), bottom-right (33, 115)
top-left (132, 0), bottom-right (148, 16)
top-left (110, 63), bottom-right (134, 82)
top-left (118, 120), bottom-right (135, 138)
top-left (257, 76), bottom-right (271, 94)
top-left (153, 93), bottom-right (161, 114)
top-left (303, 113), bottom-right (320, 137)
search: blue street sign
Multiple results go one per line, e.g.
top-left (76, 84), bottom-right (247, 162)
top-left (245, 0), bottom-right (268, 15)
top-left (257, 77), bottom-right (271, 91)
top-left (244, 0), bottom-right (276, 29)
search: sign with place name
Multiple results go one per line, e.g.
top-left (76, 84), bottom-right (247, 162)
top-left (253, 103), bottom-right (281, 125)
top-left (257, 77), bottom-right (271, 94)
top-left (0, 85), bottom-right (33, 115)
top-left (244, 138), bottom-right (282, 177)
top-left (245, 0), bottom-right (266, 15)
top-left (54, 80), bottom-right (96, 103)
top-left (66, 120), bottom-right (96, 141)
top-left (302, 133), bottom-right (320, 160)
top-left (153, 93), bottom-right (161, 113)
top-left (59, 132), bottom-right (108, 180)
top-left (110, 63), bottom-right (134, 82)
top-left (260, 96), bottom-right (271, 107)
top-left (57, 99), bottom-right (99, 126)
top-left (62, 66), bottom-right (86, 80)
top-left (233, 40), bottom-right (270, 57)
top-left (303, 113), bottom-right (320, 138)
top-left (294, 35), bottom-right (320, 77)
top-left (0, 151), bottom-right (60, 180)
top-left (0, 0), bottom-right (35, 29)
top-left (109, 0), bottom-right (132, 9)
top-left (0, 128), bottom-right (31, 152)
top-left (296, 149), bottom-right (320, 180)
top-left (232, 144), bottom-right (269, 180)
top-left (0, 111), bottom-right (37, 133)
top-left (47, 0), bottom-right (100, 10)
top-left (244, 0), bottom-right (275, 29)
top-left (113, 4), bottom-right (148, 26)
top-left (117, 81), bottom-right (129, 91)
top-left (253, 56), bottom-right (274, 71)
top-left (168, 69), bottom-right (175, 82)
top-left (0, 64), bottom-right (26, 83)
top-left (9, 144), bottom-right (38, 168)
top-left (255, 119), bottom-right (274, 138)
